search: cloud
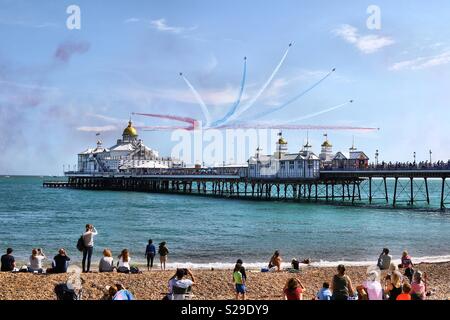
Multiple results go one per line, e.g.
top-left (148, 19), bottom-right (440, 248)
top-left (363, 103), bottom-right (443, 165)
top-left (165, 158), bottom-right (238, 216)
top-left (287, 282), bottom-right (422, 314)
top-left (54, 41), bottom-right (90, 63)
top-left (390, 49), bottom-right (450, 71)
top-left (333, 24), bottom-right (394, 54)
top-left (0, 18), bottom-right (57, 28)
top-left (76, 125), bottom-right (118, 132)
top-left (150, 18), bottom-right (196, 34)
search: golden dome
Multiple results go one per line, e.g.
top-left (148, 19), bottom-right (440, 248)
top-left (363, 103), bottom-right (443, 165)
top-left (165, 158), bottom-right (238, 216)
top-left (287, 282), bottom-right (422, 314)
top-left (123, 121), bottom-right (138, 137)
top-left (321, 140), bottom-right (332, 147)
top-left (278, 137), bottom-right (288, 145)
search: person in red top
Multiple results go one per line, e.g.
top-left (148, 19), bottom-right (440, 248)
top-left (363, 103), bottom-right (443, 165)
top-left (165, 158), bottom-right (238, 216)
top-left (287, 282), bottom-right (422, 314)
top-left (396, 282), bottom-right (412, 300)
top-left (283, 277), bottom-right (305, 300)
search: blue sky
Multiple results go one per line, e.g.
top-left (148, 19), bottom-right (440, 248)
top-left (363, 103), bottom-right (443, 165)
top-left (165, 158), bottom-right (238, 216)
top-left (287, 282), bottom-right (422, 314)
top-left (1, 0), bottom-right (450, 174)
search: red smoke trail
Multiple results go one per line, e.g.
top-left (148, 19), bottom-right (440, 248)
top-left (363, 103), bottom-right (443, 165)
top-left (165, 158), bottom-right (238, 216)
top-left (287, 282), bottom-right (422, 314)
top-left (215, 124), bottom-right (379, 131)
top-left (138, 125), bottom-right (195, 131)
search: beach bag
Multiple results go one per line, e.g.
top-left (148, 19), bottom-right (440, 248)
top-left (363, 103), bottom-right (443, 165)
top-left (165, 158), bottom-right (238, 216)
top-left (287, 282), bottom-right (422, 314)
top-left (130, 266), bottom-right (140, 274)
top-left (76, 235), bottom-right (85, 252)
top-left (55, 283), bottom-right (81, 300)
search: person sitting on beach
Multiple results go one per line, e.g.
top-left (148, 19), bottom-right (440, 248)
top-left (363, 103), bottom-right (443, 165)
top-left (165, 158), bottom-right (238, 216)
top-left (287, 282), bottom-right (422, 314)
top-left (1, 248), bottom-right (16, 272)
top-left (396, 281), bottom-right (412, 300)
top-left (47, 249), bottom-right (70, 274)
top-left (82, 224), bottom-right (98, 273)
top-left (316, 282), bottom-right (332, 300)
top-left (410, 270), bottom-right (426, 300)
top-left (331, 264), bottom-right (354, 300)
top-left (400, 250), bottom-right (414, 283)
top-left (283, 277), bottom-right (305, 300)
top-left (291, 258), bottom-right (300, 270)
top-left (28, 248), bottom-right (46, 273)
top-left (377, 248), bottom-right (392, 270)
top-left (384, 270), bottom-right (403, 300)
top-left (158, 242), bottom-right (169, 270)
top-left (117, 249), bottom-right (131, 273)
top-left (356, 269), bottom-right (383, 300)
top-left (113, 283), bottom-right (134, 300)
top-left (233, 262), bottom-right (246, 300)
top-left (99, 249), bottom-right (114, 273)
top-left (167, 268), bottom-right (196, 300)
top-left (268, 250), bottom-right (282, 272)
top-left (145, 239), bottom-right (156, 270)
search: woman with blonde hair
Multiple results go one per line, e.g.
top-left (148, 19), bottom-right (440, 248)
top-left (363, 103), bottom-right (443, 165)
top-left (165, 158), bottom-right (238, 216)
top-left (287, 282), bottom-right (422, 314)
top-left (28, 248), bottom-right (46, 273)
top-left (117, 249), bottom-right (131, 273)
top-left (99, 249), bottom-right (114, 272)
top-left (385, 270), bottom-right (402, 300)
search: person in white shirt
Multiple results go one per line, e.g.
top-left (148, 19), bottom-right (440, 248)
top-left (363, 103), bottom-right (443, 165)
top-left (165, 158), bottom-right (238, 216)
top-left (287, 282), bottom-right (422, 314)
top-left (167, 268), bottom-right (196, 300)
top-left (357, 269), bottom-right (383, 300)
top-left (28, 248), bottom-right (46, 273)
top-left (117, 249), bottom-right (131, 273)
top-left (82, 224), bottom-right (98, 273)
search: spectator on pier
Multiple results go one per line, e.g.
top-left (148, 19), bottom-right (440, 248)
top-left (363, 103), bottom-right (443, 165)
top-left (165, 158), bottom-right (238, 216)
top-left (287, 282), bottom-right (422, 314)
top-left (47, 248), bottom-right (70, 273)
top-left (1, 248), bottom-right (16, 272)
top-left (356, 269), bottom-right (383, 300)
top-left (28, 248), bottom-right (46, 273)
top-left (117, 249), bottom-right (131, 273)
top-left (233, 262), bottom-right (247, 300)
top-left (396, 282), bottom-right (412, 300)
top-left (400, 250), bottom-right (414, 283)
top-left (377, 248), bottom-right (392, 270)
top-left (283, 277), bottom-right (305, 300)
top-left (82, 224), bottom-right (98, 273)
top-left (145, 239), bottom-right (156, 270)
top-left (411, 270), bottom-right (426, 300)
top-left (268, 250), bottom-right (282, 272)
top-left (158, 242), bottom-right (169, 270)
top-left (384, 270), bottom-right (402, 300)
top-left (316, 282), bottom-right (332, 300)
top-left (99, 249), bottom-right (114, 273)
top-left (331, 264), bottom-right (354, 300)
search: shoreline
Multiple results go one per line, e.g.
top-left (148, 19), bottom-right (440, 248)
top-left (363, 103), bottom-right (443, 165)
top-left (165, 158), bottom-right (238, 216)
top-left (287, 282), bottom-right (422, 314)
top-left (0, 261), bottom-right (448, 300)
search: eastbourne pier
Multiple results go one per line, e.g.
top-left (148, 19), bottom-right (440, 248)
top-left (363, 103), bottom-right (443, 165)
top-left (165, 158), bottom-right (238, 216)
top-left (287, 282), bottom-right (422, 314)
top-left (43, 121), bottom-right (450, 210)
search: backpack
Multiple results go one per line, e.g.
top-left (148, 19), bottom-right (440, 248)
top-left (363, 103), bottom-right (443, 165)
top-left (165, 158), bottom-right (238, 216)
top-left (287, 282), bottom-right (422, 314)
top-left (76, 235), bottom-right (85, 252)
top-left (54, 283), bottom-right (82, 300)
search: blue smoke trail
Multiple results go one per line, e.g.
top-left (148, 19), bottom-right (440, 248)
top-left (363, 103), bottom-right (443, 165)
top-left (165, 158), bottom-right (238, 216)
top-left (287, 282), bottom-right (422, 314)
top-left (253, 68), bottom-right (336, 119)
top-left (180, 73), bottom-right (212, 127)
top-left (222, 43), bottom-right (293, 125)
top-left (285, 100), bottom-right (353, 123)
top-left (211, 57), bottom-right (247, 127)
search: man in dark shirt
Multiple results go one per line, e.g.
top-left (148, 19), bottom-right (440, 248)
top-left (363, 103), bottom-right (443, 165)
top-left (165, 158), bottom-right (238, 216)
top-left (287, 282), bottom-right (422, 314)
top-left (1, 248), bottom-right (16, 271)
top-left (47, 248), bottom-right (71, 273)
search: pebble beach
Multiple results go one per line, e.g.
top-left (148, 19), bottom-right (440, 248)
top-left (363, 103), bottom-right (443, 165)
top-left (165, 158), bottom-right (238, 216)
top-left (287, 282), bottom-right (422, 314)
top-left (0, 262), bottom-right (448, 300)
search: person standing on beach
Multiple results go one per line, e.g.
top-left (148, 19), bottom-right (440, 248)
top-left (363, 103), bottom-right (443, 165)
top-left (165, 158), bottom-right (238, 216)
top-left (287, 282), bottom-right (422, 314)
top-left (145, 239), bottom-right (156, 270)
top-left (268, 250), bottom-right (282, 272)
top-left (82, 224), bottom-right (98, 273)
top-left (377, 248), bottom-right (392, 270)
top-left (330, 264), bottom-right (354, 300)
top-left (236, 259), bottom-right (247, 282)
top-left (1, 248), bottom-right (15, 272)
top-left (158, 242), bottom-right (169, 270)
top-left (233, 262), bottom-right (247, 300)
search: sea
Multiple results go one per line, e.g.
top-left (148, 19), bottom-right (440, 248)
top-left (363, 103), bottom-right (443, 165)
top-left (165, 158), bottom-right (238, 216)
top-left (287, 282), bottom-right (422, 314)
top-left (1, 176), bottom-right (449, 269)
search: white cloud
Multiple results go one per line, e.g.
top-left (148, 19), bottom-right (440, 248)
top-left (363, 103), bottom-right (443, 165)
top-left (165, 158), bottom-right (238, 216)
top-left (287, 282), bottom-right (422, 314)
top-left (333, 24), bottom-right (394, 54)
top-left (76, 125), bottom-right (117, 132)
top-left (150, 18), bottom-right (196, 34)
top-left (390, 50), bottom-right (450, 71)
top-left (124, 18), bottom-right (140, 24)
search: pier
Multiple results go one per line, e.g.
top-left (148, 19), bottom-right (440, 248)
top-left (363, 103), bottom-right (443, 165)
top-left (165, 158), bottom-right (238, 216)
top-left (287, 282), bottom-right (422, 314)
top-left (43, 168), bottom-right (450, 210)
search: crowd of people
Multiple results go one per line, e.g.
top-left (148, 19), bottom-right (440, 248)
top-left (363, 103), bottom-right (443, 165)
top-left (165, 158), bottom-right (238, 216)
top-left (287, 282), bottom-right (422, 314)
top-left (0, 228), bottom-right (431, 301)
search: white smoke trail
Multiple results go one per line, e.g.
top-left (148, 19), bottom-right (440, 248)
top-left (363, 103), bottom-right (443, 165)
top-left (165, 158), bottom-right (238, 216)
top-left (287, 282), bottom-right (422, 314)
top-left (181, 73), bottom-right (212, 127)
top-left (223, 43), bottom-right (293, 125)
top-left (285, 100), bottom-right (353, 123)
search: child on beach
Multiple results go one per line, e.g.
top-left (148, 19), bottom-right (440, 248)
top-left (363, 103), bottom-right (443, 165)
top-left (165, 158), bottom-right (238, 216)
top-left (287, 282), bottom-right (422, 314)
top-left (145, 239), bottom-right (156, 270)
top-left (283, 278), bottom-right (305, 300)
top-left (158, 242), bottom-right (169, 270)
top-left (316, 282), bottom-right (332, 300)
top-left (233, 262), bottom-right (246, 300)
top-left (396, 282), bottom-right (412, 300)
top-left (400, 250), bottom-right (414, 283)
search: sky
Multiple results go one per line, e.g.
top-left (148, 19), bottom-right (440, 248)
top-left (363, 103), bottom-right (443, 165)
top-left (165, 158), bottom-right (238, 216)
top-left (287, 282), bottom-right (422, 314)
top-left (1, 0), bottom-right (450, 175)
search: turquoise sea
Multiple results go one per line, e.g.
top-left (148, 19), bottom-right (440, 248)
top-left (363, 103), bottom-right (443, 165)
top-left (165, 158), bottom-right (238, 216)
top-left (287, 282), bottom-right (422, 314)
top-left (1, 176), bottom-right (449, 268)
